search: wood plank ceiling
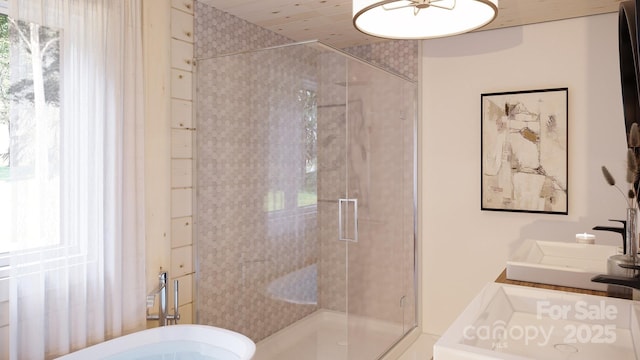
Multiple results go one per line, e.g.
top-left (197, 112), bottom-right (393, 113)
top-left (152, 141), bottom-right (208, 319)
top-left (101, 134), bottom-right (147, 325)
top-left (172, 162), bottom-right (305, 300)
top-left (198, 0), bottom-right (624, 48)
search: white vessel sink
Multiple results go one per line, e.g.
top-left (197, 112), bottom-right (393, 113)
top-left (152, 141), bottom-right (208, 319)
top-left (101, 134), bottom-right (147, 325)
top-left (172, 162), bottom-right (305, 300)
top-left (434, 283), bottom-right (640, 360)
top-left (506, 240), bottom-right (619, 291)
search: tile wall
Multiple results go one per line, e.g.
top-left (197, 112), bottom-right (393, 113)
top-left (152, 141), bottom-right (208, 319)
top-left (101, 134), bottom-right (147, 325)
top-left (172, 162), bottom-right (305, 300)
top-left (194, 2), bottom-right (311, 341)
top-left (195, 43), bottom-right (321, 341)
top-left (345, 41), bottom-right (419, 82)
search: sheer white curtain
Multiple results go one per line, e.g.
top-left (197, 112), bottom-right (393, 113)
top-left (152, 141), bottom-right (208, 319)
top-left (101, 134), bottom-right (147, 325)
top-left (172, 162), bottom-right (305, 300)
top-left (6, 0), bottom-right (145, 358)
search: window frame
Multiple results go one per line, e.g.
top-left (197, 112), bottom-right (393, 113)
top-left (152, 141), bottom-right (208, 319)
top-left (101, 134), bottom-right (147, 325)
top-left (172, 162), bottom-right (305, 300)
top-left (0, 7), bottom-right (8, 262)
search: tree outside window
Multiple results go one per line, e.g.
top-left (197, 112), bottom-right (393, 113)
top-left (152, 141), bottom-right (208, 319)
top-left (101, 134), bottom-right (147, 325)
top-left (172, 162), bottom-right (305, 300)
top-left (0, 14), bottom-right (61, 252)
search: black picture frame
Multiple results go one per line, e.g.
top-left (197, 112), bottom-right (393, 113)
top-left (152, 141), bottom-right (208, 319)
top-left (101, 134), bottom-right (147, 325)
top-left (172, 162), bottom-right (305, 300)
top-left (481, 88), bottom-right (568, 214)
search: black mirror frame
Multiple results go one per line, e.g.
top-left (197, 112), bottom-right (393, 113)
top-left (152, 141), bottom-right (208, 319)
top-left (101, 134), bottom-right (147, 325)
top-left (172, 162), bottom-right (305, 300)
top-left (620, 0), bottom-right (640, 146)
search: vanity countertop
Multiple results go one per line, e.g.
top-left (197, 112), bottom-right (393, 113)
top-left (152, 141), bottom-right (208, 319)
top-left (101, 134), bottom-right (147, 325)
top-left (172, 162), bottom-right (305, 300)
top-left (495, 268), bottom-right (609, 297)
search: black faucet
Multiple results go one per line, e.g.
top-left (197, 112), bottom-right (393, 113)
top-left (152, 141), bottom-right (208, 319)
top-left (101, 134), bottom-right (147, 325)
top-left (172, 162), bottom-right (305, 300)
top-left (591, 263), bottom-right (640, 292)
top-left (592, 219), bottom-right (627, 253)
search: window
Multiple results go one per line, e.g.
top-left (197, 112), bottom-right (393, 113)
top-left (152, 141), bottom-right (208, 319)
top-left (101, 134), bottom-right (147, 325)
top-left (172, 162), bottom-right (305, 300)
top-left (298, 88), bottom-right (317, 208)
top-left (0, 15), bottom-right (8, 171)
top-left (0, 13), bottom-right (61, 253)
top-left (263, 87), bottom-right (318, 213)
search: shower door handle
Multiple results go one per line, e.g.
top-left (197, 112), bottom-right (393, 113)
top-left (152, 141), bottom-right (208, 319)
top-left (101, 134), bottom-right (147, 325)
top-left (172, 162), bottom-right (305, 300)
top-left (338, 198), bottom-right (358, 242)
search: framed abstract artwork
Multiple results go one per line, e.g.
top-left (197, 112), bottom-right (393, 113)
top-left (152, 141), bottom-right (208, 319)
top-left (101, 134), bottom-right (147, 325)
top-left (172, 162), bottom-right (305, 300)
top-left (481, 88), bottom-right (568, 214)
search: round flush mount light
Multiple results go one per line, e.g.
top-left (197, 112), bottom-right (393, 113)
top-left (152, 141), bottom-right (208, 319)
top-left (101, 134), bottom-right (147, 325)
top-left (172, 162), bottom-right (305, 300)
top-left (353, 0), bottom-right (499, 39)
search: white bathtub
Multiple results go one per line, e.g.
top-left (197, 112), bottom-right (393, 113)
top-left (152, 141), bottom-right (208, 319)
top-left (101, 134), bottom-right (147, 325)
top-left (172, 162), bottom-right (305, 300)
top-left (56, 324), bottom-right (256, 360)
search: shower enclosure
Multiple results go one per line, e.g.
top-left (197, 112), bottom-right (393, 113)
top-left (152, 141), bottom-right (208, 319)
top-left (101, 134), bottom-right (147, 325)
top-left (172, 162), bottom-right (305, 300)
top-left (195, 41), bottom-right (417, 360)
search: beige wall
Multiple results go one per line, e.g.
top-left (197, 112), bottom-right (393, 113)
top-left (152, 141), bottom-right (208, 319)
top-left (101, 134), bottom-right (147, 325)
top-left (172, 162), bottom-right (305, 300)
top-left (143, 0), bottom-right (196, 325)
top-left (421, 13), bottom-right (627, 335)
top-left (143, 0), bottom-right (172, 293)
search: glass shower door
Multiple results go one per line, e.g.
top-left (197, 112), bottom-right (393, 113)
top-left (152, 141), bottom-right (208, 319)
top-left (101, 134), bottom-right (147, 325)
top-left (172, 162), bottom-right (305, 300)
top-left (344, 58), bottom-right (417, 359)
top-left (316, 47), bottom-right (349, 360)
top-left (316, 48), bottom-right (416, 359)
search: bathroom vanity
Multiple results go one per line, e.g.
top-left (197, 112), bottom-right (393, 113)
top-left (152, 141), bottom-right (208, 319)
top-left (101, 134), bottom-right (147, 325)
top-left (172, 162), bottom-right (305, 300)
top-left (434, 275), bottom-right (640, 359)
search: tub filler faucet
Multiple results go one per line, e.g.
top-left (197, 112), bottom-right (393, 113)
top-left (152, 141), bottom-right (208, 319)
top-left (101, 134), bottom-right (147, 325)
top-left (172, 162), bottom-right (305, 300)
top-left (146, 270), bottom-right (180, 326)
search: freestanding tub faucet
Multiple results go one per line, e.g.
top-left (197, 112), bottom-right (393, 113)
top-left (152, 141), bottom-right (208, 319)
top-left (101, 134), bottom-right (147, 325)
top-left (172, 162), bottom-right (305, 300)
top-left (146, 270), bottom-right (180, 326)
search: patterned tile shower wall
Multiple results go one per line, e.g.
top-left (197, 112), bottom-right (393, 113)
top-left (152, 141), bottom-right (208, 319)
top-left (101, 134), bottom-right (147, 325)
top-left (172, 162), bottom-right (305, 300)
top-left (344, 41), bottom-right (419, 82)
top-left (193, 1), bottom-right (418, 80)
top-left (194, 0), bottom-right (418, 342)
top-left (194, 1), bottom-right (292, 59)
top-left (195, 40), bottom-right (321, 341)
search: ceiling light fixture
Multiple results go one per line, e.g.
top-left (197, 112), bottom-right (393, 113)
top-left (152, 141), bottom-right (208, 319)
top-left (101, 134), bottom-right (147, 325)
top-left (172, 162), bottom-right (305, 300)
top-left (352, 0), bottom-right (498, 39)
